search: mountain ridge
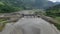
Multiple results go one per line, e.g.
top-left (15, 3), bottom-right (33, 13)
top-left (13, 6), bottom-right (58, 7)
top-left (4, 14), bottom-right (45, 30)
top-left (0, 0), bottom-right (60, 9)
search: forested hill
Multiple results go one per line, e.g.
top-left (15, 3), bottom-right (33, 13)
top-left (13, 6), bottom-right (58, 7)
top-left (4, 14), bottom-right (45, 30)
top-left (0, 0), bottom-right (23, 7)
top-left (46, 4), bottom-right (60, 17)
top-left (0, 0), bottom-right (56, 9)
top-left (46, 4), bottom-right (60, 13)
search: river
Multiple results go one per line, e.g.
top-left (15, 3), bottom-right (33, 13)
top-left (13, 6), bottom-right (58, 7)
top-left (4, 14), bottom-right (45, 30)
top-left (0, 10), bottom-right (60, 34)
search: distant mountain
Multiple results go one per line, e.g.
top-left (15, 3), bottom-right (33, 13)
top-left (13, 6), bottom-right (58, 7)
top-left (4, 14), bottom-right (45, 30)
top-left (42, 1), bottom-right (55, 9)
top-left (46, 4), bottom-right (60, 13)
top-left (0, 0), bottom-right (23, 7)
top-left (22, 0), bottom-right (56, 9)
top-left (0, 0), bottom-right (60, 9)
top-left (49, 4), bottom-right (60, 9)
top-left (55, 2), bottom-right (60, 4)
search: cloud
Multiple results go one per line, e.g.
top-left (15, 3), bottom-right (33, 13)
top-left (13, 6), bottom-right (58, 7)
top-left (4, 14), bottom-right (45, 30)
top-left (48, 0), bottom-right (60, 2)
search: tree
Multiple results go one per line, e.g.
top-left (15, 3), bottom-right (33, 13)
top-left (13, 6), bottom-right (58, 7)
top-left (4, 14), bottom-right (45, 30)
top-left (0, 2), bottom-right (20, 13)
top-left (46, 4), bottom-right (60, 17)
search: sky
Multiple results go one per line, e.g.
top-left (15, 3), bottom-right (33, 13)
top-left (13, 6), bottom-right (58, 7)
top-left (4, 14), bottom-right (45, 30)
top-left (49, 0), bottom-right (60, 2)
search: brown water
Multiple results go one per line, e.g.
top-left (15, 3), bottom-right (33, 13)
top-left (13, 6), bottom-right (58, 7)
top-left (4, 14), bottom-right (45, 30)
top-left (0, 10), bottom-right (60, 34)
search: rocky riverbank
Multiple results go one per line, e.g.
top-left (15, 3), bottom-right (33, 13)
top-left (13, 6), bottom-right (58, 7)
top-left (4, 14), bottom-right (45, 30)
top-left (0, 13), bottom-right (22, 32)
top-left (0, 13), bottom-right (23, 22)
top-left (40, 15), bottom-right (60, 30)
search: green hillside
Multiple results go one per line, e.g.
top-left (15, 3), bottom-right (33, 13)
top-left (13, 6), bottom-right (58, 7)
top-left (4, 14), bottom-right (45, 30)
top-left (46, 4), bottom-right (60, 17)
top-left (0, 2), bottom-right (22, 13)
top-left (0, 0), bottom-right (55, 9)
top-left (46, 4), bottom-right (60, 30)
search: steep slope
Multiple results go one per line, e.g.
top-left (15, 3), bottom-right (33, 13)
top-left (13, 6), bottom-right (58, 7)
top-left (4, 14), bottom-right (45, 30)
top-left (0, 0), bottom-right (23, 7)
top-left (0, 0), bottom-right (59, 9)
top-left (46, 4), bottom-right (60, 17)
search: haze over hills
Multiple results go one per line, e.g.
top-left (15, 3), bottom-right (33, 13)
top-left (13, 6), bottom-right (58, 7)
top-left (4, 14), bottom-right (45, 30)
top-left (55, 2), bottom-right (60, 4)
top-left (0, 0), bottom-right (60, 9)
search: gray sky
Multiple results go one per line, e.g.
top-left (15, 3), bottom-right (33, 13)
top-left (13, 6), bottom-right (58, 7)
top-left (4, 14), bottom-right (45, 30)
top-left (48, 0), bottom-right (60, 2)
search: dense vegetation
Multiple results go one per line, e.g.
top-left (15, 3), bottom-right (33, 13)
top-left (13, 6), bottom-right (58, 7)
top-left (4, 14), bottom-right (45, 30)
top-left (0, 1), bottom-right (24, 13)
top-left (46, 4), bottom-right (60, 17)
top-left (46, 4), bottom-right (60, 30)
top-left (0, 19), bottom-right (8, 32)
top-left (0, 0), bottom-right (56, 9)
top-left (0, 2), bottom-right (16, 13)
top-left (0, 0), bottom-right (60, 31)
top-left (34, 9), bottom-right (46, 15)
